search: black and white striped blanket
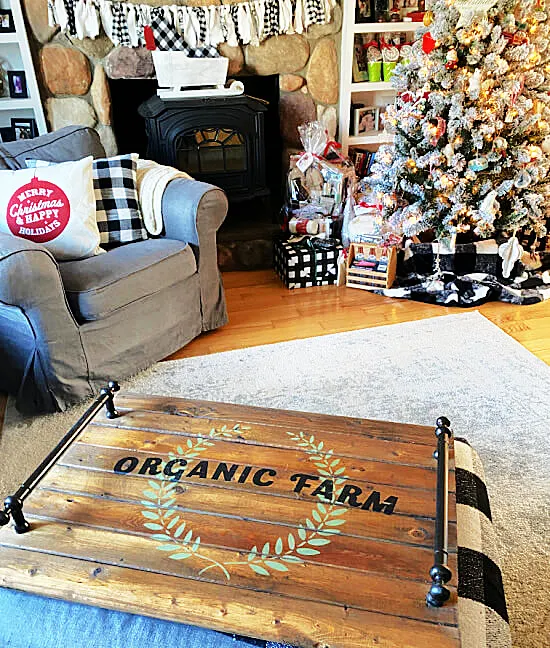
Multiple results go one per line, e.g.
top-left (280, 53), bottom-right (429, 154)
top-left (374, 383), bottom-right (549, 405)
top-left (454, 438), bottom-right (512, 648)
top-left (378, 240), bottom-right (550, 306)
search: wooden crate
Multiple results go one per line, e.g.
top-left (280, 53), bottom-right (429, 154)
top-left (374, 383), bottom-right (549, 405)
top-left (346, 242), bottom-right (397, 290)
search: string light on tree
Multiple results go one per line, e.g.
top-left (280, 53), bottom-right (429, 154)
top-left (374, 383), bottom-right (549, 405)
top-left (368, 0), bottom-right (550, 245)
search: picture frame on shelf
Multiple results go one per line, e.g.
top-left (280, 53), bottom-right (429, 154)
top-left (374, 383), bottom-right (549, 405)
top-left (0, 9), bottom-right (15, 33)
top-left (0, 126), bottom-right (15, 143)
top-left (354, 106), bottom-right (380, 135)
top-left (7, 70), bottom-right (28, 98)
top-left (11, 117), bottom-right (38, 140)
top-left (355, 0), bottom-right (374, 23)
top-left (352, 35), bottom-right (368, 82)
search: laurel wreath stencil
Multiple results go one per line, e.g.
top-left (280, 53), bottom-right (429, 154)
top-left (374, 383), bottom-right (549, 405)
top-left (141, 425), bottom-right (349, 580)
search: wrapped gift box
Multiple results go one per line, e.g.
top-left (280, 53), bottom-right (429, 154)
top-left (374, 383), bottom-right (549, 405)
top-left (274, 238), bottom-right (342, 289)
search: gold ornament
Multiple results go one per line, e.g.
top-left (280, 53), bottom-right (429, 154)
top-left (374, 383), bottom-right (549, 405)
top-left (423, 10), bottom-right (434, 26)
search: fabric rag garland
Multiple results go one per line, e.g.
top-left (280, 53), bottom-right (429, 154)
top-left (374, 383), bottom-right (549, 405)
top-left (48, 0), bottom-right (335, 50)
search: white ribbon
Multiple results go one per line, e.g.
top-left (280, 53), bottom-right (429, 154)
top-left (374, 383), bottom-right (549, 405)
top-left (99, 0), bottom-right (114, 43)
top-left (294, 0), bottom-right (304, 34)
top-left (208, 6), bottom-right (223, 47)
top-left (237, 4), bottom-right (251, 45)
top-left (126, 4), bottom-right (139, 47)
top-left (53, 0), bottom-right (69, 31)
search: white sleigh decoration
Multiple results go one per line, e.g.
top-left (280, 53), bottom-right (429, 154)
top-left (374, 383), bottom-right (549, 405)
top-left (152, 52), bottom-right (244, 99)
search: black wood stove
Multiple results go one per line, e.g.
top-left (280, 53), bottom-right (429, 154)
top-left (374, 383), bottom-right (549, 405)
top-left (138, 94), bottom-right (269, 204)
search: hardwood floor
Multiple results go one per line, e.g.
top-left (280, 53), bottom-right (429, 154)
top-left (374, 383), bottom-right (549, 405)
top-left (167, 269), bottom-right (550, 365)
top-left (1, 270), bottom-right (548, 426)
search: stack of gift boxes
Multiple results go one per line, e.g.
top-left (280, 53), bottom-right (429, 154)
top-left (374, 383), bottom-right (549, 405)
top-left (274, 122), bottom-right (353, 289)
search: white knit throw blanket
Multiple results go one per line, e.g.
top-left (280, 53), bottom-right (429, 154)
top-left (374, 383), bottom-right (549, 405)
top-left (136, 159), bottom-right (191, 236)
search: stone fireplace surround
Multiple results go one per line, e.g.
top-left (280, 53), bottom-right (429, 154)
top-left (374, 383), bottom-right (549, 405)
top-left (22, 0), bottom-right (342, 269)
top-left (24, 0), bottom-right (342, 160)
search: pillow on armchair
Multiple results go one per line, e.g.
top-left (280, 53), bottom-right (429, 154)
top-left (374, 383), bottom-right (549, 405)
top-left (0, 156), bottom-right (102, 261)
top-left (26, 154), bottom-right (148, 246)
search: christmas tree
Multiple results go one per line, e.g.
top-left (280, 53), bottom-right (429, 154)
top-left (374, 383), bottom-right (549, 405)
top-left (369, 0), bottom-right (550, 244)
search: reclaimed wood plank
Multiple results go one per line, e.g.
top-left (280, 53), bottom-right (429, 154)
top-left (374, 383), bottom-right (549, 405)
top-left (22, 489), bottom-right (458, 586)
top-left (78, 425), bottom-right (456, 494)
top-left (91, 409), bottom-right (443, 468)
top-left (0, 518), bottom-right (457, 625)
top-left (39, 465), bottom-right (457, 549)
top-left (0, 395), bottom-right (461, 647)
top-left (0, 547), bottom-right (460, 648)
top-left (109, 394), bottom-right (437, 446)
top-left (62, 443), bottom-right (457, 521)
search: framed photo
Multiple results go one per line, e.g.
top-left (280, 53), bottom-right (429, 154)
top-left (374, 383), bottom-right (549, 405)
top-left (7, 70), bottom-right (28, 98)
top-left (0, 126), bottom-right (15, 142)
top-left (352, 35), bottom-right (368, 82)
top-left (355, 0), bottom-right (373, 22)
top-left (0, 9), bottom-right (14, 33)
top-left (11, 117), bottom-right (38, 140)
top-left (354, 106), bottom-right (380, 136)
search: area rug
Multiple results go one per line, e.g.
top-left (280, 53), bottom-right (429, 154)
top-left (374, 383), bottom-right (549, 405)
top-left (1, 311), bottom-right (548, 648)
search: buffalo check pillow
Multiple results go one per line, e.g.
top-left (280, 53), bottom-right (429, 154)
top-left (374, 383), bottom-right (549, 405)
top-left (26, 154), bottom-right (148, 246)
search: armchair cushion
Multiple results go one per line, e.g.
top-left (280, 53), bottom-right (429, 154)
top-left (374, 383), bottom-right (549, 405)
top-left (0, 126), bottom-right (106, 170)
top-left (59, 239), bottom-right (196, 322)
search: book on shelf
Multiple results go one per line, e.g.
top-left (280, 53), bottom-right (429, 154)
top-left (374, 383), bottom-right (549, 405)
top-left (351, 150), bottom-right (376, 178)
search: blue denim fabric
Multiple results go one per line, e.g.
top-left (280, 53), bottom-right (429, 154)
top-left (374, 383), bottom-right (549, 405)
top-left (0, 589), bottom-right (295, 648)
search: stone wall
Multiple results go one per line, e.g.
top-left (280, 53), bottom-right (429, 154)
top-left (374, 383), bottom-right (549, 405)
top-left (23, 0), bottom-right (341, 157)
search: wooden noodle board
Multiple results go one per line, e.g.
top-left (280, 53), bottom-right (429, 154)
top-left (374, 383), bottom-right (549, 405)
top-left (0, 394), bottom-right (460, 648)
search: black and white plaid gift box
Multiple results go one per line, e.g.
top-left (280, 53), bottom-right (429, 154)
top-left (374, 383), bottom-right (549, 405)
top-left (274, 238), bottom-right (342, 289)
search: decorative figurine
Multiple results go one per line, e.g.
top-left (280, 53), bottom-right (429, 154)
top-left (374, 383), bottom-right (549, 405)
top-left (445, 48), bottom-right (458, 69)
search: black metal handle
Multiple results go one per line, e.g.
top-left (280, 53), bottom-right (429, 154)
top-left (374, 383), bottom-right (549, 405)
top-left (426, 416), bottom-right (453, 607)
top-left (0, 381), bottom-right (120, 534)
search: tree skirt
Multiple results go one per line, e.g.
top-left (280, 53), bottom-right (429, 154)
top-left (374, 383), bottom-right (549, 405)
top-left (377, 240), bottom-right (550, 306)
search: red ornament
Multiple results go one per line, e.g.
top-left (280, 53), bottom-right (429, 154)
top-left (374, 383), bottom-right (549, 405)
top-left (144, 25), bottom-right (157, 51)
top-left (422, 32), bottom-right (437, 54)
top-left (6, 176), bottom-right (70, 244)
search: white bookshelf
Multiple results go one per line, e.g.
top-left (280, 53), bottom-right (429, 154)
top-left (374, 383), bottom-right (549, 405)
top-left (0, 0), bottom-right (47, 138)
top-left (338, 14), bottom-right (421, 155)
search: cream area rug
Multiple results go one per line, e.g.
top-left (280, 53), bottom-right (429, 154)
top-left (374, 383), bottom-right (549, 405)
top-left (1, 311), bottom-right (548, 648)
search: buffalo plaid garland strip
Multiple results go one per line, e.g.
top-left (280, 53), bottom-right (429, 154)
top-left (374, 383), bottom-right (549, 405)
top-left (304, 0), bottom-right (325, 26)
top-left (192, 7), bottom-right (207, 43)
top-left (62, 0), bottom-right (77, 35)
top-left (263, 0), bottom-right (279, 38)
top-left (149, 7), bottom-right (218, 55)
top-left (111, 3), bottom-right (131, 47)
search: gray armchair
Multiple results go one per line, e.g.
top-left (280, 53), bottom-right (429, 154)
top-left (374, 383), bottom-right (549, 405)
top-left (0, 126), bottom-right (228, 415)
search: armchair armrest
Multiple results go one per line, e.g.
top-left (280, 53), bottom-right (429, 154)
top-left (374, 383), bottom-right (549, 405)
top-left (0, 233), bottom-right (91, 412)
top-left (0, 233), bottom-right (63, 308)
top-left (161, 178), bottom-right (228, 331)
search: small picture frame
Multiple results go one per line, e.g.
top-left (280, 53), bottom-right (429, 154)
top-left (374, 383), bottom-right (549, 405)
top-left (0, 126), bottom-right (15, 143)
top-left (0, 9), bottom-right (14, 33)
top-left (11, 117), bottom-right (38, 140)
top-left (354, 106), bottom-right (380, 136)
top-left (355, 0), bottom-right (373, 22)
top-left (7, 70), bottom-right (28, 99)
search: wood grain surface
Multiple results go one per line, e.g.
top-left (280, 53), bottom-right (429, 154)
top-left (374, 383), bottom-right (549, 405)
top-left (0, 393), bottom-right (460, 648)
top-left (167, 269), bottom-right (550, 365)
